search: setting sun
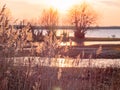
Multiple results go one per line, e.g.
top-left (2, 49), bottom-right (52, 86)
top-left (27, 0), bottom-right (89, 13)
top-left (48, 0), bottom-right (80, 13)
top-left (47, 0), bottom-right (94, 13)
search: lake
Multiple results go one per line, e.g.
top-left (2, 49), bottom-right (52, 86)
top-left (34, 29), bottom-right (120, 46)
top-left (13, 57), bottom-right (120, 68)
top-left (55, 29), bottom-right (120, 38)
top-left (86, 29), bottom-right (120, 38)
top-left (34, 29), bottom-right (120, 38)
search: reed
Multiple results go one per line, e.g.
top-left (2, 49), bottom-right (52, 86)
top-left (0, 5), bottom-right (120, 90)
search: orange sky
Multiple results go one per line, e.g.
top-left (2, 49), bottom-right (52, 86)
top-left (1, 0), bottom-right (120, 26)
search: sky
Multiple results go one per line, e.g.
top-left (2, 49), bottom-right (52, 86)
top-left (0, 0), bottom-right (120, 26)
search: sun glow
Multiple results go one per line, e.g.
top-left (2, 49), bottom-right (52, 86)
top-left (48, 0), bottom-right (82, 13)
top-left (48, 0), bottom-right (94, 13)
top-left (27, 0), bottom-right (94, 13)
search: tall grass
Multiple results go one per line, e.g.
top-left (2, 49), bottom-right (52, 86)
top-left (0, 5), bottom-right (120, 90)
top-left (1, 57), bottom-right (120, 90)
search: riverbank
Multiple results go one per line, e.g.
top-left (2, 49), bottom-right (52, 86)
top-left (0, 37), bottom-right (120, 59)
top-left (60, 37), bottom-right (120, 58)
top-left (61, 44), bottom-right (120, 59)
top-left (0, 44), bottom-right (120, 59)
top-left (61, 37), bottom-right (120, 42)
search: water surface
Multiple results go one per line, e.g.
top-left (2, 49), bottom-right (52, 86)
top-left (12, 57), bottom-right (120, 68)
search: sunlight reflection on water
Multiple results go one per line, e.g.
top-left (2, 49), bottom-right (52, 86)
top-left (60, 42), bottom-right (77, 46)
top-left (12, 57), bottom-right (120, 68)
top-left (84, 41), bottom-right (120, 46)
top-left (60, 41), bottom-right (120, 46)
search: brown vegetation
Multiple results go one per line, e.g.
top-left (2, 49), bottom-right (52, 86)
top-left (0, 57), bottom-right (120, 90)
top-left (0, 3), bottom-right (120, 90)
top-left (68, 2), bottom-right (98, 39)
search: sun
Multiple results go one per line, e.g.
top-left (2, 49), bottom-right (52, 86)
top-left (49, 0), bottom-right (82, 13)
top-left (48, 0), bottom-right (94, 13)
top-left (27, 0), bottom-right (81, 13)
top-left (27, 0), bottom-right (93, 13)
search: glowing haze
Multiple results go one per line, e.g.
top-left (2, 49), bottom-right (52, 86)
top-left (1, 0), bottom-right (120, 26)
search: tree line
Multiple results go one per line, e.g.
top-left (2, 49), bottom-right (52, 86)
top-left (39, 2), bottom-right (98, 39)
top-left (0, 2), bottom-right (98, 44)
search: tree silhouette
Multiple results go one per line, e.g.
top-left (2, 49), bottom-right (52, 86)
top-left (69, 2), bottom-right (98, 39)
top-left (40, 8), bottom-right (59, 41)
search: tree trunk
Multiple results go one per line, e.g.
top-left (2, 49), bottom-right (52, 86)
top-left (74, 31), bottom-right (85, 39)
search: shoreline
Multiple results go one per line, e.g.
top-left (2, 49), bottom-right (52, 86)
top-left (0, 37), bottom-right (120, 59)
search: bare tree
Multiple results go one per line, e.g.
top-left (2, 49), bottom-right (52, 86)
top-left (40, 8), bottom-right (59, 28)
top-left (39, 8), bottom-right (62, 58)
top-left (69, 2), bottom-right (98, 39)
top-left (40, 8), bottom-right (59, 41)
